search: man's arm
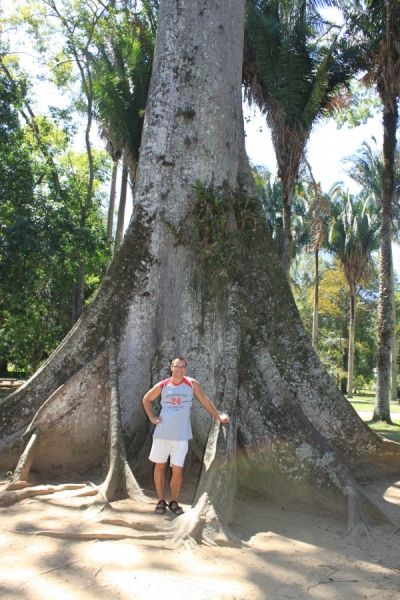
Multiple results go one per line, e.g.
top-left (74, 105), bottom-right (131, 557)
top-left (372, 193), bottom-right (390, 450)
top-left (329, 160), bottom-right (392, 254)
top-left (192, 380), bottom-right (230, 423)
top-left (142, 384), bottom-right (162, 425)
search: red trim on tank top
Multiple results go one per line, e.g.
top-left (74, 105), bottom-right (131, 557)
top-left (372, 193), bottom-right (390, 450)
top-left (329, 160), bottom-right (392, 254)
top-left (160, 376), bottom-right (193, 389)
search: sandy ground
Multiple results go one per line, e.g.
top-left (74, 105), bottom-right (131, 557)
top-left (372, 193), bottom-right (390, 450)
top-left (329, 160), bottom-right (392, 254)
top-left (1, 469), bottom-right (400, 600)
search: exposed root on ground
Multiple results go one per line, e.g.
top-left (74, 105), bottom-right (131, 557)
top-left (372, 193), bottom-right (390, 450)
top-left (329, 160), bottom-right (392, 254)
top-left (346, 494), bottom-right (372, 538)
top-left (93, 336), bottom-right (148, 504)
top-left (1, 337), bottom-right (149, 510)
top-left (336, 466), bottom-right (398, 537)
top-left (8, 427), bottom-right (40, 487)
top-left (0, 483), bottom-right (88, 506)
top-left (19, 492), bottom-right (243, 548)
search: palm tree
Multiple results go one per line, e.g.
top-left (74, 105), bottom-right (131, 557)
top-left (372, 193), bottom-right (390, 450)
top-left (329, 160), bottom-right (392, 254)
top-left (244, 0), bottom-right (361, 276)
top-left (344, 138), bottom-right (400, 403)
top-left (91, 5), bottom-right (155, 252)
top-left (345, 0), bottom-right (400, 420)
top-left (328, 189), bottom-right (380, 398)
top-left (304, 161), bottom-right (331, 352)
top-left (253, 165), bottom-right (311, 265)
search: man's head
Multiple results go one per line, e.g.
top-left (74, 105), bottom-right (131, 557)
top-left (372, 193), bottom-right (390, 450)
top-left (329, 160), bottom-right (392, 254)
top-left (170, 356), bottom-right (187, 376)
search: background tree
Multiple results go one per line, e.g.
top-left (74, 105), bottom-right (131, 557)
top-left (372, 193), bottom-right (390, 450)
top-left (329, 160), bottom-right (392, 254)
top-left (345, 0), bottom-right (400, 421)
top-left (0, 70), bottom-right (35, 374)
top-left (328, 189), bottom-right (380, 397)
top-left (0, 58), bottom-right (110, 373)
top-left (0, 136), bottom-right (111, 373)
top-left (344, 138), bottom-right (400, 402)
top-left (91, 3), bottom-right (155, 252)
top-left (303, 163), bottom-right (331, 352)
top-left (243, 0), bottom-right (361, 276)
top-left (315, 264), bottom-right (352, 385)
top-left (15, 0), bottom-right (117, 322)
top-left (293, 257), bottom-right (378, 389)
top-left (253, 165), bottom-right (311, 270)
top-left (333, 80), bottom-right (381, 129)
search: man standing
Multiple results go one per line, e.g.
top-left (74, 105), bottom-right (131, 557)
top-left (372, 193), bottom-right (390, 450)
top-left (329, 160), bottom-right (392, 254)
top-left (142, 356), bottom-right (230, 516)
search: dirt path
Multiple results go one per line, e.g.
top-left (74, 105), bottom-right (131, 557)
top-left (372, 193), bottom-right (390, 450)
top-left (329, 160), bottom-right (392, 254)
top-left (1, 472), bottom-right (400, 600)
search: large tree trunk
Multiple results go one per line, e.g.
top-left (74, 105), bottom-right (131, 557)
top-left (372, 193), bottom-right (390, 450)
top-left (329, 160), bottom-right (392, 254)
top-left (1, 0), bottom-right (400, 544)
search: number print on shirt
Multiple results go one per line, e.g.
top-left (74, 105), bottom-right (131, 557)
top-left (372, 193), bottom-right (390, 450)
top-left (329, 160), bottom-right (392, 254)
top-left (171, 397), bottom-right (181, 405)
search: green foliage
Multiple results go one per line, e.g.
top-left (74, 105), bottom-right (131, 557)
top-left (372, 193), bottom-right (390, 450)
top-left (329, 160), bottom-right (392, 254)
top-left (328, 188), bottom-right (381, 287)
top-left (189, 182), bottom-right (235, 276)
top-left (252, 165), bottom-right (312, 260)
top-left (0, 71), bottom-right (111, 373)
top-left (91, 5), bottom-right (155, 164)
top-left (333, 83), bottom-right (381, 129)
top-left (244, 0), bottom-right (363, 135)
top-left (244, 1), bottom-right (363, 272)
top-left (253, 166), bottom-right (284, 254)
top-left (293, 255), bottom-right (379, 386)
top-left (343, 138), bottom-right (400, 241)
top-left (0, 0), bottom-right (159, 373)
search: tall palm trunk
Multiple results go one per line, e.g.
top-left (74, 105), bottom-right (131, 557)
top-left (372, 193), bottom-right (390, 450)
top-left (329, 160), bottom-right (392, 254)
top-left (107, 161), bottom-right (119, 251)
top-left (348, 281), bottom-right (356, 399)
top-left (390, 258), bottom-right (397, 401)
top-left (71, 262), bottom-right (85, 326)
top-left (374, 103), bottom-right (397, 422)
top-left (312, 248), bottom-right (319, 351)
top-left (115, 152), bottom-right (129, 253)
top-left (282, 190), bottom-right (292, 277)
top-left (372, 0), bottom-right (400, 422)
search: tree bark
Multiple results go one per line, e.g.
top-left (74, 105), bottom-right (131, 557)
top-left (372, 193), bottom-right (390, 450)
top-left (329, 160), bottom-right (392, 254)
top-left (347, 281), bottom-right (356, 399)
top-left (390, 257), bottom-right (397, 401)
top-left (115, 151), bottom-right (129, 253)
top-left (281, 189), bottom-right (292, 277)
top-left (71, 262), bottom-right (85, 326)
top-left (312, 248), bottom-right (319, 352)
top-left (374, 104), bottom-right (396, 423)
top-left (1, 0), bottom-right (400, 542)
top-left (107, 160), bottom-right (119, 252)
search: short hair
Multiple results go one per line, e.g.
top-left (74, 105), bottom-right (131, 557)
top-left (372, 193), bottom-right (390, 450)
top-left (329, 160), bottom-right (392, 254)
top-left (170, 356), bottom-right (188, 366)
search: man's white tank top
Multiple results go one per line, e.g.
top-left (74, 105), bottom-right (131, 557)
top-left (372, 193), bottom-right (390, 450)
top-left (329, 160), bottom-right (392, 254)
top-left (153, 377), bottom-right (194, 441)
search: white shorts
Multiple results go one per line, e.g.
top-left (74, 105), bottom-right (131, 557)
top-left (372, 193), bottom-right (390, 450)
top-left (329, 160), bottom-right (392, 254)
top-left (149, 439), bottom-right (189, 467)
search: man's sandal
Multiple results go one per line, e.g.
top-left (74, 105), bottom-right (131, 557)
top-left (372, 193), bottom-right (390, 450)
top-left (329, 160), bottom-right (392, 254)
top-left (155, 499), bottom-right (167, 514)
top-left (168, 501), bottom-right (184, 516)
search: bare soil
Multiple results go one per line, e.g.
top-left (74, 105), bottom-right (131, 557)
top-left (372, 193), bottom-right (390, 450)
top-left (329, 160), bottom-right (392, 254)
top-left (1, 470), bottom-right (400, 600)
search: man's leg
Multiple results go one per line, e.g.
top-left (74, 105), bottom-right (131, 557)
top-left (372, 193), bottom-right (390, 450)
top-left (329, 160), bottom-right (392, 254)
top-left (169, 464), bottom-right (183, 503)
top-left (153, 462), bottom-right (167, 500)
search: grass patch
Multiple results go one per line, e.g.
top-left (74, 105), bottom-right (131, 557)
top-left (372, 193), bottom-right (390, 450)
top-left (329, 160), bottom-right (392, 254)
top-left (365, 420), bottom-right (400, 444)
top-left (349, 400), bottom-right (400, 413)
top-left (347, 391), bottom-right (400, 442)
top-left (349, 391), bottom-right (400, 414)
